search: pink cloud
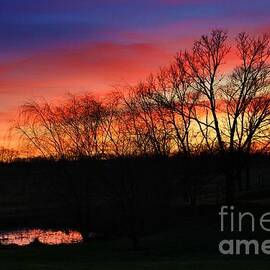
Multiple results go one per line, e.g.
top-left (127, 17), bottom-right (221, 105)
top-left (0, 42), bottom-right (171, 91)
top-left (0, 41), bottom-right (173, 144)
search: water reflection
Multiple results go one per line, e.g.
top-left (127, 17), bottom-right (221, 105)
top-left (0, 229), bottom-right (83, 246)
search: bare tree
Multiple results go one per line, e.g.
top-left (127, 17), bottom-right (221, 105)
top-left (13, 30), bottom-right (270, 204)
top-left (223, 33), bottom-right (270, 153)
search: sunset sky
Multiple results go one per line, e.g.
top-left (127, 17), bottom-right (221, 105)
top-left (0, 0), bottom-right (270, 146)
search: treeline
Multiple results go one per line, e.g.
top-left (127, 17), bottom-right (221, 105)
top-left (14, 30), bottom-right (270, 158)
top-left (12, 30), bottom-right (270, 203)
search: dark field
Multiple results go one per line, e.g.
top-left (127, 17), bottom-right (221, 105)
top-left (1, 235), bottom-right (270, 270)
top-left (0, 155), bottom-right (270, 269)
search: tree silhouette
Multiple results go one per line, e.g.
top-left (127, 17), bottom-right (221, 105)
top-left (13, 30), bottom-right (270, 204)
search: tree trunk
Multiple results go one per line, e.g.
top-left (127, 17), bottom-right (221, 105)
top-left (245, 161), bottom-right (251, 190)
top-left (225, 171), bottom-right (235, 205)
top-left (237, 168), bottom-right (242, 192)
top-left (131, 233), bottom-right (140, 251)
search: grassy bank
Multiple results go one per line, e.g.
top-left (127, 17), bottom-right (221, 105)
top-left (1, 244), bottom-right (270, 270)
top-left (1, 229), bottom-right (270, 270)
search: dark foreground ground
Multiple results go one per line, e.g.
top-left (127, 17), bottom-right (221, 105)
top-left (0, 155), bottom-right (270, 269)
top-left (1, 229), bottom-right (270, 270)
top-left (1, 244), bottom-right (269, 270)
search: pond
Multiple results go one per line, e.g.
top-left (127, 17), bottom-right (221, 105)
top-left (0, 229), bottom-right (83, 246)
